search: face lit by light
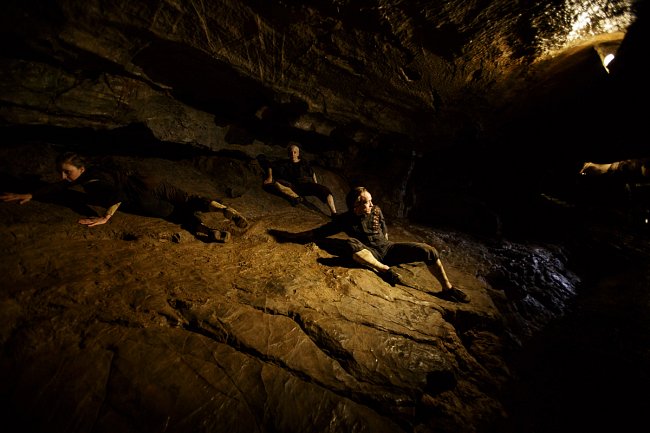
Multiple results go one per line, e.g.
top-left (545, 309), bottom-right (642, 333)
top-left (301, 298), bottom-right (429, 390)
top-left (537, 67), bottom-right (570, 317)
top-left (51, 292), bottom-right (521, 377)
top-left (354, 191), bottom-right (373, 216)
top-left (289, 145), bottom-right (300, 163)
top-left (59, 162), bottom-right (85, 182)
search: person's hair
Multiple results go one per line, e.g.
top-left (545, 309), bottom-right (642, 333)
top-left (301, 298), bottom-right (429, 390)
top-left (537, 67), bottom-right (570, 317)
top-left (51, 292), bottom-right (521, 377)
top-left (346, 186), bottom-right (368, 211)
top-left (56, 152), bottom-right (87, 170)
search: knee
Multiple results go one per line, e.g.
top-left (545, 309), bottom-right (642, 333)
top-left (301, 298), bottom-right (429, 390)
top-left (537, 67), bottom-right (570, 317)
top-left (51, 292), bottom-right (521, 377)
top-left (424, 246), bottom-right (441, 263)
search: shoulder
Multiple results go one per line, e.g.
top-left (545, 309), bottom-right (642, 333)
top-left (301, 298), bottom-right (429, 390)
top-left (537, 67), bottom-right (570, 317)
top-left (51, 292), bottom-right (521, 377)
top-left (86, 166), bottom-right (115, 179)
top-left (81, 167), bottom-right (123, 187)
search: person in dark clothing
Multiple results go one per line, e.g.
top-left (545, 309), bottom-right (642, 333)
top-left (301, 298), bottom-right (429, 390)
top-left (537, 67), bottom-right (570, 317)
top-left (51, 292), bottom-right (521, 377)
top-left (0, 152), bottom-right (248, 242)
top-left (261, 143), bottom-right (337, 215)
top-left (268, 186), bottom-right (470, 303)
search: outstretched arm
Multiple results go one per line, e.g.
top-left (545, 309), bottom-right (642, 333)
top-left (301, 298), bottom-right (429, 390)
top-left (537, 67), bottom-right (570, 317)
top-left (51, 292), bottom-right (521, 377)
top-left (579, 162), bottom-right (614, 176)
top-left (268, 215), bottom-right (343, 244)
top-left (0, 192), bottom-right (33, 204)
top-left (268, 228), bottom-right (315, 244)
top-left (579, 159), bottom-right (650, 177)
top-left (2, 179), bottom-right (74, 205)
top-left (78, 202), bottom-right (121, 227)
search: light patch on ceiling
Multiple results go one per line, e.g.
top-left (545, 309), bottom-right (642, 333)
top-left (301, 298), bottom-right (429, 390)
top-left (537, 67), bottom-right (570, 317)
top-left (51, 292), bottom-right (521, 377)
top-left (536, 0), bottom-right (635, 56)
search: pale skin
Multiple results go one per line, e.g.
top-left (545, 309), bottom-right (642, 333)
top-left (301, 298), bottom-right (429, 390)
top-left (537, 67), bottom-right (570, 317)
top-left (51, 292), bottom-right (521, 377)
top-left (264, 144), bottom-right (337, 214)
top-left (579, 160), bottom-right (648, 177)
top-left (350, 190), bottom-right (454, 291)
top-left (579, 162), bottom-right (614, 176)
top-left (0, 162), bottom-right (121, 227)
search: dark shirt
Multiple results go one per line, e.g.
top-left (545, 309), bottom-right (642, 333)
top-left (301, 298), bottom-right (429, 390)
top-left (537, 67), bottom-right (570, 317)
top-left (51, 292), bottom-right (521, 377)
top-left (289, 205), bottom-right (439, 264)
top-left (309, 206), bottom-right (389, 248)
top-left (274, 159), bottom-right (315, 184)
top-left (32, 167), bottom-right (197, 218)
top-left (33, 167), bottom-right (125, 208)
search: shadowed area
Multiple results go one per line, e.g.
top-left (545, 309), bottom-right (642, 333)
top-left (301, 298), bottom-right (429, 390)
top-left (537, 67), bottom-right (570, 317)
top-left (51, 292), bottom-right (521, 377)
top-left (1, 1), bottom-right (649, 432)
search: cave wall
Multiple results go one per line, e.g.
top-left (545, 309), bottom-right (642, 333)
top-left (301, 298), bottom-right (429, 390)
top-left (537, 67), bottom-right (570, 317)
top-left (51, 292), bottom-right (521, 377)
top-left (0, 0), bottom-right (644, 233)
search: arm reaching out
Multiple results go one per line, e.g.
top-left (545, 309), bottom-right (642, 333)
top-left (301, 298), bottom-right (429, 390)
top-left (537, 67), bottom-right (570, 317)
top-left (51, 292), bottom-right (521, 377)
top-left (0, 192), bottom-right (33, 204)
top-left (580, 159), bottom-right (649, 177)
top-left (579, 162), bottom-right (612, 176)
top-left (267, 228), bottom-right (314, 244)
top-left (78, 202), bottom-right (121, 227)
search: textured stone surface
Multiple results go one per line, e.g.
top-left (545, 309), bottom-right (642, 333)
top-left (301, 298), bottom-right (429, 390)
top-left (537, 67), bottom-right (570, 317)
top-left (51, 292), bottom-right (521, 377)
top-left (0, 0), bottom-right (638, 149)
top-left (0, 144), bottom-right (588, 433)
top-left (1, 2), bottom-right (649, 432)
top-left (1, 1), bottom-right (645, 240)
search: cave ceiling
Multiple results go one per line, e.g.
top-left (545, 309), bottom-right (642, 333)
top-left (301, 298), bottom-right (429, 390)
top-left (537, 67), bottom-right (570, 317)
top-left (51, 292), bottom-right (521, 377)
top-left (0, 0), bottom-right (643, 165)
top-left (3, 4), bottom-right (650, 433)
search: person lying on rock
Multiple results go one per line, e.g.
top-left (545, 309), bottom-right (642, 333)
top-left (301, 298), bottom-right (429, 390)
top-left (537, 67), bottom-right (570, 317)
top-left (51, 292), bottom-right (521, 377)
top-left (0, 151), bottom-right (248, 243)
top-left (259, 142), bottom-right (338, 216)
top-left (268, 186), bottom-right (470, 303)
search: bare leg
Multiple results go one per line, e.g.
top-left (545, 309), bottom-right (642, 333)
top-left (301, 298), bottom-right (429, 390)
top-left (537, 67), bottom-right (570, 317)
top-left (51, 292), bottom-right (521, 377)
top-left (191, 210), bottom-right (231, 243)
top-left (326, 194), bottom-right (337, 215)
top-left (273, 182), bottom-right (300, 199)
top-left (428, 258), bottom-right (470, 303)
top-left (210, 200), bottom-right (249, 229)
top-left (353, 249), bottom-right (389, 272)
top-left (427, 258), bottom-right (453, 290)
top-left (354, 249), bottom-right (406, 287)
top-left (209, 200), bottom-right (227, 210)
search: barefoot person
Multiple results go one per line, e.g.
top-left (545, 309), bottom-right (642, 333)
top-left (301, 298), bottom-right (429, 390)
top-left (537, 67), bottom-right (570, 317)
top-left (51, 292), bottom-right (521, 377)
top-left (0, 152), bottom-right (248, 242)
top-left (268, 186), bottom-right (470, 303)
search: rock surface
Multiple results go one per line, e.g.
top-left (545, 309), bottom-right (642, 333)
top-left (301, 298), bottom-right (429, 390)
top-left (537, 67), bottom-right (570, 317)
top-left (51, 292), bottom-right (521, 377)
top-left (1, 2), bottom-right (649, 432)
top-left (0, 0), bottom-right (646, 240)
top-left (0, 143), bottom-right (592, 433)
